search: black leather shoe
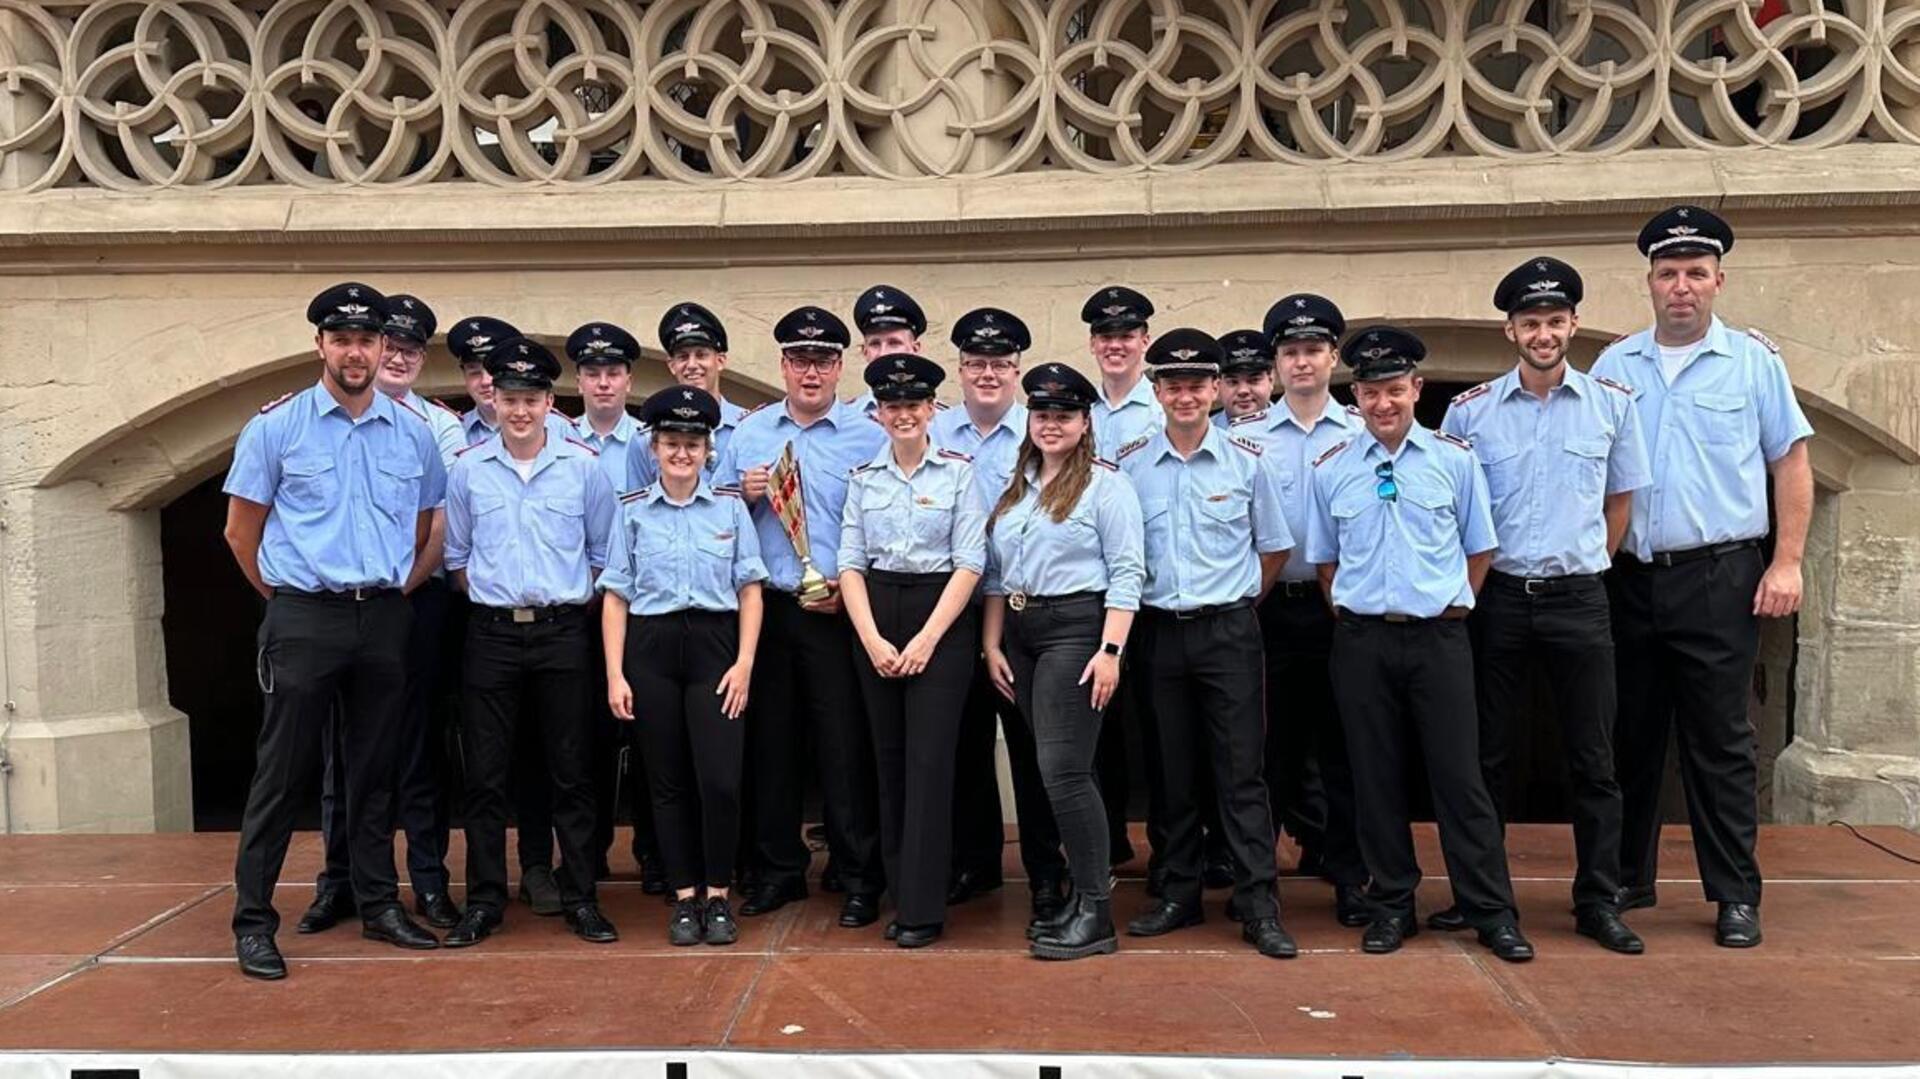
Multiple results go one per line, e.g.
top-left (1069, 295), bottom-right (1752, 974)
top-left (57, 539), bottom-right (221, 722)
top-left (566, 903), bottom-right (619, 944)
top-left (1027, 885), bottom-right (1077, 942)
top-left (362, 908), bottom-right (440, 950)
top-left (296, 890), bottom-right (355, 935)
top-left (1426, 904), bottom-right (1470, 932)
top-left (1715, 902), bottom-right (1762, 948)
top-left (739, 879), bottom-right (807, 916)
top-left (703, 896), bottom-right (739, 946)
top-left (1243, 917), bottom-right (1299, 959)
top-left (1203, 857), bottom-right (1235, 890)
top-left (896, 923), bottom-right (942, 949)
top-left (415, 891), bottom-right (461, 930)
top-left (1617, 884), bottom-right (1657, 912)
top-left (1334, 884), bottom-right (1370, 928)
top-left (443, 906), bottom-right (500, 948)
top-left (1032, 894), bottom-right (1118, 961)
top-left (669, 897), bottom-right (704, 947)
top-left (235, 934), bottom-right (286, 980)
top-left (640, 858), bottom-right (669, 896)
top-left (1029, 878), bottom-right (1069, 923)
top-left (1362, 914), bottom-right (1418, 954)
top-left (820, 856), bottom-right (846, 894)
top-left (1576, 908), bottom-right (1645, 954)
top-left (518, 865), bottom-right (563, 916)
top-left (946, 867), bottom-right (1004, 905)
top-left (883, 920), bottom-right (901, 941)
top-left (838, 892), bottom-right (881, 928)
top-left (1126, 899), bottom-right (1203, 938)
top-left (1478, 923), bottom-right (1535, 962)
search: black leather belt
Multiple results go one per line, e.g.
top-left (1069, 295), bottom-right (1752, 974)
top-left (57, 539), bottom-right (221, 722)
top-left (274, 587), bottom-right (400, 603)
top-left (1487, 571), bottom-right (1603, 596)
top-left (473, 604), bottom-right (586, 624)
top-left (1273, 580), bottom-right (1320, 600)
top-left (1005, 590), bottom-right (1103, 613)
top-left (1148, 598), bottom-right (1255, 621)
top-left (1337, 606), bottom-right (1469, 624)
top-left (1631, 539), bottom-right (1759, 568)
top-left (868, 569), bottom-right (951, 587)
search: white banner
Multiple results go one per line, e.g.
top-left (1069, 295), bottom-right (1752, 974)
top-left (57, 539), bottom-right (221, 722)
top-left (3, 1052), bottom-right (1918, 1079)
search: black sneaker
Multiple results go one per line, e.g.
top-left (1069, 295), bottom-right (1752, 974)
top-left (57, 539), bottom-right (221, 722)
top-left (704, 896), bottom-right (739, 946)
top-left (668, 897), bottom-right (704, 947)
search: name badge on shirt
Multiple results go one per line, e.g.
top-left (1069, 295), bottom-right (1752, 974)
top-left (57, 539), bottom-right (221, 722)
top-left (1205, 493), bottom-right (1229, 502)
top-left (714, 530), bottom-right (734, 542)
top-left (915, 495), bottom-right (935, 507)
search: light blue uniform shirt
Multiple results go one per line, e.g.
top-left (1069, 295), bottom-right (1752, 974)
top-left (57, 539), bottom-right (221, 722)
top-left (224, 382), bottom-right (447, 593)
top-left (1092, 373), bottom-right (1165, 460)
top-left (627, 395), bottom-right (751, 490)
top-left (933, 401), bottom-right (1027, 508)
top-left (847, 391), bottom-right (879, 416)
top-left (574, 409), bottom-right (642, 494)
top-left (444, 435), bottom-right (616, 609)
top-left (1306, 424), bottom-right (1498, 618)
top-left (598, 481), bottom-right (768, 614)
top-left (1224, 399), bottom-right (1361, 582)
top-left (1441, 366), bottom-right (1652, 578)
top-left (712, 399), bottom-right (888, 592)
top-left (1119, 426), bottom-right (1293, 610)
top-left (1590, 317), bottom-right (1814, 561)
top-left (839, 444), bottom-right (988, 576)
top-left (983, 463), bottom-right (1145, 611)
top-left (401, 390), bottom-right (465, 469)
top-left (460, 407), bottom-right (577, 448)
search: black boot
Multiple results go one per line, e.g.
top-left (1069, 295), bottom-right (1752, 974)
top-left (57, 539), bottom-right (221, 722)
top-left (1026, 887), bottom-right (1078, 942)
top-left (1031, 894), bottom-right (1117, 961)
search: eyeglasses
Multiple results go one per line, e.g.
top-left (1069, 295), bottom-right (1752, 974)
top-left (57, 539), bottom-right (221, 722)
top-left (959, 359), bottom-right (1018, 374)
top-left (781, 354), bottom-right (841, 373)
top-left (1374, 460), bottom-right (1398, 503)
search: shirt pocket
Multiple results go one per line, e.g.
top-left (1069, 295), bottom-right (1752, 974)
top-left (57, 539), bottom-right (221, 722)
top-left (471, 492), bottom-right (510, 549)
top-left (1397, 482), bottom-right (1460, 556)
top-left (692, 528), bottom-right (736, 596)
top-left (1690, 392), bottom-right (1752, 447)
top-left (1138, 497), bottom-right (1172, 566)
top-left (281, 454), bottom-right (338, 513)
top-left (535, 496), bottom-right (586, 551)
top-left (1474, 440), bottom-right (1522, 493)
top-left (373, 455), bottom-right (424, 519)
top-left (1195, 488), bottom-right (1251, 559)
top-left (1561, 435), bottom-right (1610, 495)
top-left (909, 486), bottom-right (959, 548)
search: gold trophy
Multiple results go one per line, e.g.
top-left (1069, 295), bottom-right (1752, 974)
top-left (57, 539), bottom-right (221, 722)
top-left (767, 442), bottom-right (833, 605)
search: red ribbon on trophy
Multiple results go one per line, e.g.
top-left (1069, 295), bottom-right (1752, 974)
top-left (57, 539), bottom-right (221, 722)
top-left (766, 442), bottom-right (833, 604)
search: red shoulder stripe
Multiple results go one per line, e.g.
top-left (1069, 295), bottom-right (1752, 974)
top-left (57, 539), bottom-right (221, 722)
top-left (1311, 440), bottom-right (1349, 468)
top-left (565, 437), bottom-right (599, 457)
top-left (258, 391), bottom-right (295, 414)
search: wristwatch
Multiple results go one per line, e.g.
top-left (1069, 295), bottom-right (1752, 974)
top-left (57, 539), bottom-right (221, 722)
top-left (1100, 641), bottom-right (1124, 658)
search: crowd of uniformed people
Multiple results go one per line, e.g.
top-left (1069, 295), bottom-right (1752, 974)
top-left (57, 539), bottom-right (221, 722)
top-left (221, 204), bottom-right (1812, 980)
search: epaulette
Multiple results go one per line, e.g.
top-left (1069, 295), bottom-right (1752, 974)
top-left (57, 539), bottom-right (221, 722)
top-left (1608, 332), bottom-right (1632, 348)
top-left (1311, 440), bottom-right (1349, 468)
top-left (1226, 433), bottom-right (1264, 457)
top-left (850, 461), bottom-right (879, 474)
top-left (619, 486), bottom-right (650, 504)
top-left (1115, 435), bottom-right (1152, 460)
top-left (565, 436), bottom-right (599, 456)
top-left (1229, 409), bottom-right (1268, 427)
top-left (1450, 382), bottom-right (1492, 407)
top-left (548, 407), bottom-right (577, 427)
top-left (1435, 430), bottom-right (1473, 451)
top-left (430, 398), bottom-right (461, 417)
top-left (258, 391), bottom-right (295, 414)
top-left (937, 447), bottom-right (973, 463)
top-left (741, 401), bottom-right (769, 416)
top-left (1092, 457), bottom-right (1119, 472)
top-left (455, 441), bottom-right (485, 457)
top-left (1746, 327), bottom-right (1781, 354)
top-left (712, 482), bottom-right (743, 496)
top-left (1593, 375), bottom-right (1636, 396)
top-left (393, 396), bottom-right (428, 422)
top-left (934, 400), bottom-right (951, 411)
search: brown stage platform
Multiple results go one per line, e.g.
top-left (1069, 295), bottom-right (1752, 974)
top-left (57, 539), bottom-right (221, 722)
top-left (0, 824), bottom-right (1916, 1065)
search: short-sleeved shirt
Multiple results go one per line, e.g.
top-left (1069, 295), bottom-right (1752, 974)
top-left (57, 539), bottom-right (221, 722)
top-left (574, 409), bottom-right (642, 494)
top-left (711, 399), bottom-right (888, 592)
top-left (1306, 424), bottom-right (1498, 618)
top-left (983, 463), bottom-right (1145, 611)
top-left (626, 394), bottom-right (751, 490)
top-left (444, 435), bottom-right (616, 609)
top-left (597, 481), bottom-right (768, 614)
top-left (1441, 366), bottom-right (1652, 577)
top-left (224, 382), bottom-right (447, 593)
top-left (1590, 317), bottom-right (1814, 560)
top-left (1092, 374), bottom-right (1166, 460)
top-left (1118, 426), bottom-right (1293, 610)
top-left (401, 390), bottom-right (465, 470)
top-left (933, 401), bottom-right (1027, 509)
top-left (838, 445), bottom-right (988, 576)
top-left (1224, 398), bottom-right (1361, 582)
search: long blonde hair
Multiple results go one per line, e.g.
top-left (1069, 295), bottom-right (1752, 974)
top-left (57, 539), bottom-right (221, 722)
top-left (988, 419), bottom-right (1097, 532)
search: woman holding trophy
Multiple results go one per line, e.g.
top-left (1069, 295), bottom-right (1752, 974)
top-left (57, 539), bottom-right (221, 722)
top-left (837, 354), bottom-right (989, 949)
top-left (981, 363), bottom-right (1145, 961)
top-left (599, 386), bottom-right (768, 947)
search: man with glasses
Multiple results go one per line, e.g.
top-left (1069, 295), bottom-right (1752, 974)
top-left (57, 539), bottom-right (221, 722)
top-left (712, 306), bottom-right (888, 927)
top-left (1306, 326), bottom-right (1531, 963)
top-left (631, 303), bottom-right (753, 487)
top-left (1439, 258), bottom-right (1650, 954)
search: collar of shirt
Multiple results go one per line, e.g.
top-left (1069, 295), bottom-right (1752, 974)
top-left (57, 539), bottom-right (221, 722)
top-left (774, 398), bottom-right (857, 433)
top-left (1494, 365), bottom-right (1590, 403)
top-left (1273, 396), bottom-right (1358, 436)
top-left (639, 477), bottom-right (717, 508)
top-left (717, 396), bottom-right (747, 430)
top-left (866, 441), bottom-right (963, 482)
top-left (460, 409), bottom-right (494, 439)
top-left (578, 409), bottom-right (638, 445)
top-left (1619, 315), bottom-right (1735, 365)
top-left (1355, 422), bottom-right (1436, 463)
top-left (1099, 373), bottom-right (1155, 414)
top-left (467, 431), bottom-right (585, 480)
top-left (1148, 424), bottom-right (1227, 465)
top-left (312, 381), bottom-right (399, 427)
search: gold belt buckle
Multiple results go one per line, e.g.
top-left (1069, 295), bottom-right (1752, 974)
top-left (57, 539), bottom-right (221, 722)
top-left (1007, 592), bottom-right (1028, 612)
top-left (512, 607), bottom-right (536, 624)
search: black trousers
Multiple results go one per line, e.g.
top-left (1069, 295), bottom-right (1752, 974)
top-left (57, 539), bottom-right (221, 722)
top-left (1097, 676), bottom-right (1138, 865)
top-left (959, 660), bottom-right (1064, 887)
top-left (316, 576), bottom-right (454, 899)
top-left (233, 591), bottom-right (410, 938)
top-left (625, 610), bottom-right (743, 891)
top-left (460, 608), bottom-right (598, 914)
top-left (1259, 587), bottom-right (1365, 885)
top-left (1004, 595), bottom-right (1111, 901)
top-left (743, 591), bottom-right (882, 893)
top-left (1609, 546), bottom-right (1765, 906)
top-left (587, 602), bottom-right (659, 871)
top-left (855, 572), bottom-right (977, 927)
top-left (1331, 614), bottom-right (1518, 929)
top-left (1473, 573), bottom-right (1624, 911)
top-left (1135, 605), bottom-right (1281, 920)
top-left (512, 702), bottom-right (556, 870)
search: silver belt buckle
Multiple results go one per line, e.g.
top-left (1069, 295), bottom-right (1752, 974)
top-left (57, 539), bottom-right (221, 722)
top-left (512, 607), bottom-right (536, 624)
top-left (1007, 592), bottom-right (1028, 612)
top-left (350, 587), bottom-right (369, 601)
top-left (1524, 578), bottom-right (1548, 596)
